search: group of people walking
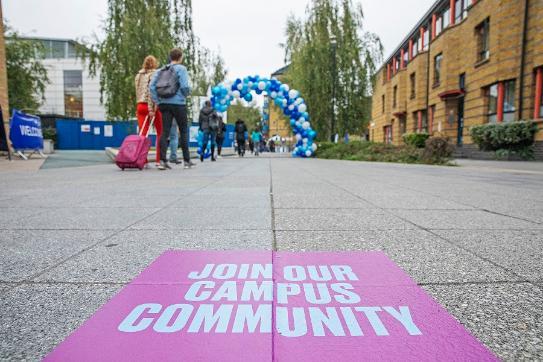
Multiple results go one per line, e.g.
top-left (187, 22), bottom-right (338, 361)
top-left (135, 48), bottom-right (194, 170)
top-left (135, 47), bottom-right (264, 169)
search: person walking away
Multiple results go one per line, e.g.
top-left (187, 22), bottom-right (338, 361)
top-left (215, 115), bottom-right (226, 158)
top-left (150, 48), bottom-right (195, 170)
top-left (234, 119), bottom-right (247, 157)
top-left (249, 138), bottom-right (254, 154)
top-left (269, 139), bottom-right (276, 153)
top-left (135, 55), bottom-right (163, 167)
top-left (251, 128), bottom-right (262, 156)
top-left (198, 100), bottom-right (217, 162)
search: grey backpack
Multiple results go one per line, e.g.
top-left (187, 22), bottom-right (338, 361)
top-left (155, 65), bottom-right (179, 98)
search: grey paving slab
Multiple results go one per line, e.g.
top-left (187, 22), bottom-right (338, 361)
top-left (275, 230), bottom-right (520, 284)
top-left (423, 283), bottom-right (543, 360)
top-left (131, 207), bottom-right (271, 230)
top-left (274, 208), bottom-right (415, 230)
top-left (177, 193), bottom-right (271, 208)
top-left (434, 229), bottom-right (543, 282)
top-left (273, 190), bottom-right (374, 209)
top-left (0, 207), bottom-right (159, 230)
top-left (392, 209), bottom-right (543, 230)
top-left (0, 283), bottom-right (122, 361)
top-left (36, 229), bottom-right (272, 283)
top-left (0, 229), bottom-right (116, 282)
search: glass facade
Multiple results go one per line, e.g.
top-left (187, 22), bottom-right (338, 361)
top-left (37, 39), bottom-right (78, 59)
top-left (64, 70), bottom-right (83, 118)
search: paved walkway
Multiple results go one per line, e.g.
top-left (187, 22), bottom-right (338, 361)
top-left (0, 155), bottom-right (542, 360)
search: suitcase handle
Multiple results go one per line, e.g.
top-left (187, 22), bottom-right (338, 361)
top-left (139, 115), bottom-right (156, 138)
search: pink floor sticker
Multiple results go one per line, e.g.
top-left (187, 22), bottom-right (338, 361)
top-left (44, 251), bottom-right (498, 361)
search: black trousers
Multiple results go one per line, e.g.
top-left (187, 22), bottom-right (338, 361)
top-left (216, 136), bottom-right (225, 155)
top-left (237, 138), bottom-right (245, 155)
top-left (158, 104), bottom-right (190, 163)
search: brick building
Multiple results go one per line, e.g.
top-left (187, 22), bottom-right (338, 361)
top-left (0, 0), bottom-right (9, 136)
top-left (370, 0), bottom-right (543, 157)
top-left (267, 65), bottom-right (291, 139)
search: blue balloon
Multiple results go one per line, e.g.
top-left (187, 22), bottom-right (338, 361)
top-left (244, 93), bottom-right (253, 102)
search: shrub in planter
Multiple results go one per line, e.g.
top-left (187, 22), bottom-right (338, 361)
top-left (403, 132), bottom-right (430, 148)
top-left (422, 137), bottom-right (454, 164)
top-left (469, 121), bottom-right (538, 159)
top-left (42, 127), bottom-right (57, 145)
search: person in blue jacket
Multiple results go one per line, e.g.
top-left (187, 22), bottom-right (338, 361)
top-left (150, 48), bottom-right (195, 170)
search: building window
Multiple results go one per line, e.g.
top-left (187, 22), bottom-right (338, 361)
top-left (459, 73), bottom-right (466, 90)
top-left (64, 70), bottom-right (83, 118)
top-left (410, 73), bottom-right (416, 99)
top-left (476, 18), bottom-right (490, 62)
top-left (434, 54), bottom-right (443, 86)
top-left (486, 80), bottom-right (516, 123)
top-left (436, 15), bottom-right (443, 37)
top-left (443, 7), bottom-right (450, 29)
top-left (384, 126), bottom-right (393, 144)
top-left (423, 28), bottom-right (429, 51)
top-left (382, 95), bottom-right (385, 114)
top-left (399, 117), bottom-right (407, 135)
top-left (393, 86), bottom-right (398, 108)
top-left (403, 49), bottom-right (409, 66)
top-left (421, 111), bottom-right (428, 132)
top-left (412, 35), bottom-right (419, 57)
top-left (487, 84), bottom-right (498, 123)
top-left (503, 80), bottom-right (516, 122)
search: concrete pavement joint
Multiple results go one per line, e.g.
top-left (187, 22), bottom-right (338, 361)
top-left (297, 164), bottom-right (540, 290)
top-left (5, 162), bottom-right (254, 295)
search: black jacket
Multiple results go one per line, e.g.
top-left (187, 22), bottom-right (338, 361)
top-left (199, 106), bottom-right (216, 131)
top-left (235, 120), bottom-right (247, 139)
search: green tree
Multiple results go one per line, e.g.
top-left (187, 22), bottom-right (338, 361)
top-left (4, 26), bottom-right (49, 113)
top-left (192, 50), bottom-right (227, 96)
top-left (86, 0), bottom-right (222, 120)
top-left (282, 0), bottom-right (382, 140)
top-left (227, 102), bottom-right (262, 132)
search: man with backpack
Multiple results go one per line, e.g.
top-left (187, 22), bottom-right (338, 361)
top-left (234, 119), bottom-right (247, 157)
top-left (198, 100), bottom-right (218, 162)
top-left (150, 48), bottom-right (195, 170)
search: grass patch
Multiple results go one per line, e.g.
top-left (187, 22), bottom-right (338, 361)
top-left (316, 141), bottom-right (454, 165)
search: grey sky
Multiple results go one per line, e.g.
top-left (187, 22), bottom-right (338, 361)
top-left (3, 0), bottom-right (435, 80)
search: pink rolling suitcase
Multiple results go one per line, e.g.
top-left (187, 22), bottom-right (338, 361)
top-left (115, 116), bottom-right (155, 171)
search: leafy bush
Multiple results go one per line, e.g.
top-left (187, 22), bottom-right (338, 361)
top-left (42, 127), bottom-right (57, 144)
top-left (470, 121), bottom-right (538, 159)
top-left (403, 132), bottom-right (430, 148)
top-left (315, 140), bottom-right (432, 164)
top-left (422, 137), bottom-right (455, 164)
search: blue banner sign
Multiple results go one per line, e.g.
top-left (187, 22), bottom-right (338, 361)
top-left (9, 110), bottom-right (43, 150)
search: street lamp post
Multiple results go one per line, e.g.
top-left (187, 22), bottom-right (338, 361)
top-left (330, 35), bottom-right (337, 143)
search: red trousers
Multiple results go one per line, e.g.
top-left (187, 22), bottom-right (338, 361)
top-left (136, 103), bottom-right (163, 163)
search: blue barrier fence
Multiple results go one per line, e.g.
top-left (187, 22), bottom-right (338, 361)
top-left (55, 119), bottom-right (237, 150)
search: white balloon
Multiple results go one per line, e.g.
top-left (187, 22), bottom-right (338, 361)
top-left (295, 121), bottom-right (302, 128)
top-left (295, 98), bottom-right (303, 105)
top-left (282, 99), bottom-right (288, 107)
top-left (248, 81), bottom-right (254, 89)
top-left (303, 138), bottom-right (308, 144)
top-left (288, 90), bottom-right (299, 99)
top-left (283, 84), bottom-right (290, 92)
top-left (270, 91), bottom-right (277, 99)
top-left (258, 81), bottom-right (266, 90)
top-left (298, 117), bottom-right (305, 123)
top-left (298, 104), bottom-right (307, 113)
top-left (232, 90), bottom-right (240, 98)
top-left (237, 83), bottom-right (243, 91)
top-left (305, 150), bottom-right (312, 157)
top-left (220, 99), bottom-right (226, 105)
top-left (302, 121), bottom-right (310, 130)
top-left (288, 105), bottom-right (295, 111)
top-left (295, 134), bottom-right (302, 141)
top-left (311, 143), bottom-right (318, 151)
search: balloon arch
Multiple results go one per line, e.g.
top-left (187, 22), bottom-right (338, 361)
top-left (210, 76), bottom-right (317, 158)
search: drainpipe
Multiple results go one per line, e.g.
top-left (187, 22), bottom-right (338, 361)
top-left (518, 0), bottom-right (529, 120)
top-left (425, 23), bottom-right (431, 132)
